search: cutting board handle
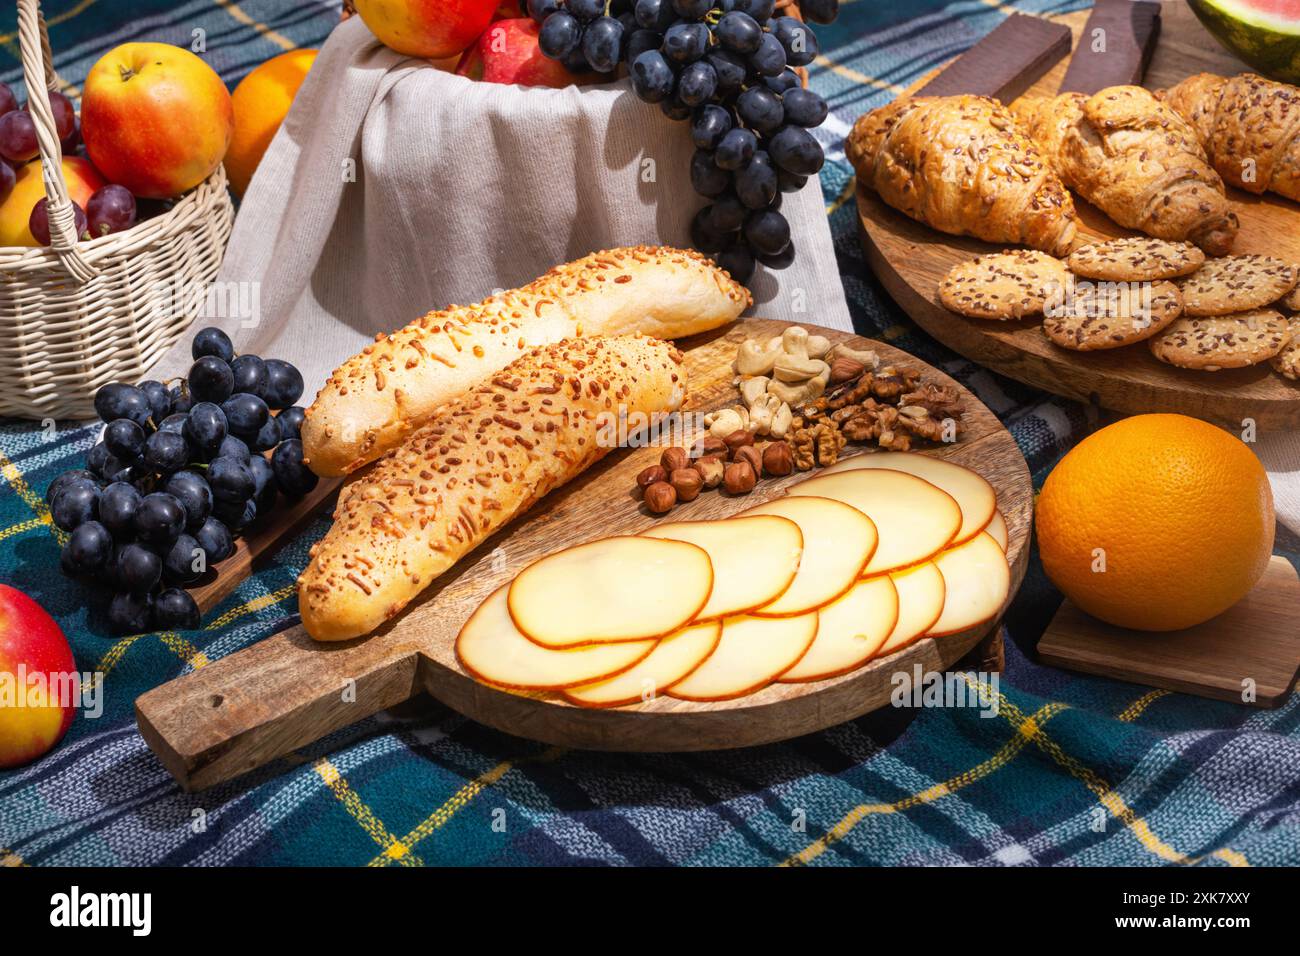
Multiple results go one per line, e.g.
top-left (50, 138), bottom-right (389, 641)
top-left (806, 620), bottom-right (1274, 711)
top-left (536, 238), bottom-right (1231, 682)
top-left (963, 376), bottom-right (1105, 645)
top-left (134, 623), bottom-right (424, 792)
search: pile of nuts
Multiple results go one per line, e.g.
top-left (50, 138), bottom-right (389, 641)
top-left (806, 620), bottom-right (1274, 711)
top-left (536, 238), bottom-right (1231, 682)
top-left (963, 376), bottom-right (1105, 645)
top-left (636, 431), bottom-right (795, 515)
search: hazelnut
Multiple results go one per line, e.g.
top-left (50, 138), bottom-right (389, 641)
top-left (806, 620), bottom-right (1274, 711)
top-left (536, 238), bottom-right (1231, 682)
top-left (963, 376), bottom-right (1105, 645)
top-left (733, 444), bottom-right (762, 476)
top-left (723, 460), bottom-right (757, 495)
top-left (724, 429), bottom-right (755, 460)
top-left (643, 481), bottom-right (677, 514)
top-left (669, 467), bottom-right (703, 502)
top-left (693, 455), bottom-right (725, 489)
top-left (762, 441), bottom-right (795, 477)
top-left (691, 434), bottom-right (728, 459)
top-left (661, 446), bottom-right (690, 474)
top-left (636, 465), bottom-right (667, 490)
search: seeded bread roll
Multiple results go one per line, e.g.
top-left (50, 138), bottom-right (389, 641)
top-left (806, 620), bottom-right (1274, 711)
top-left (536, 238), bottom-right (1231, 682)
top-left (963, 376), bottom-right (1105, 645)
top-left (298, 334), bottom-right (688, 642)
top-left (302, 246), bottom-right (749, 477)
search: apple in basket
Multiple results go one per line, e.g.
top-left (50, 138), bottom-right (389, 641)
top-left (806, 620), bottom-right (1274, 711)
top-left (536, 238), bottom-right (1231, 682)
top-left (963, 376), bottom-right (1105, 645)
top-left (0, 584), bottom-right (77, 769)
top-left (354, 0), bottom-right (499, 59)
top-left (80, 42), bottom-right (234, 200)
top-left (456, 18), bottom-right (577, 87)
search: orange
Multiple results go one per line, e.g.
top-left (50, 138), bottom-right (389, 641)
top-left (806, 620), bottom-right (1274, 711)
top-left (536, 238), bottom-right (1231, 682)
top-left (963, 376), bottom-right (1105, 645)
top-left (1035, 413), bottom-right (1273, 632)
top-left (224, 49), bottom-right (317, 197)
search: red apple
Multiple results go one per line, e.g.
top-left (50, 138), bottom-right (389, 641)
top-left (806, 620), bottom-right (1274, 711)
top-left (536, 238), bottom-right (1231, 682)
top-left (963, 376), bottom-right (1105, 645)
top-left (354, 0), bottom-right (498, 59)
top-left (0, 584), bottom-right (76, 769)
top-left (0, 156), bottom-right (105, 247)
top-left (81, 42), bottom-right (233, 199)
top-left (456, 18), bottom-right (575, 87)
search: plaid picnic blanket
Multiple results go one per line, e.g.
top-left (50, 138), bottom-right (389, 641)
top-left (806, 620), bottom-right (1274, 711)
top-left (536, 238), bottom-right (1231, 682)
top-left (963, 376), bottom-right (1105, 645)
top-left (2, 0), bottom-right (1299, 868)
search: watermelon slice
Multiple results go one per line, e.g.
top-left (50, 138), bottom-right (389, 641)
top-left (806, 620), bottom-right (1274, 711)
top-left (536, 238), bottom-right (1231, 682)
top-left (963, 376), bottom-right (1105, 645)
top-left (1188, 0), bottom-right (1300, 83)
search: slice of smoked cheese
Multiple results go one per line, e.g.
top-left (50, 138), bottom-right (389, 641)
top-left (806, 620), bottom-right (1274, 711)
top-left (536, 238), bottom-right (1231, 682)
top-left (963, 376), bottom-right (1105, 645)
top-left (642, 515), bottom-right (802, 620)
top-left (562, 621), bottom-right (722, 708)
top-left (787, 469), bottom-right (961, 575)
top-left (743, 495), bottom-right (878, 616)
top-left (986, 510), bottom-right (1008, 552)
top-left (667, 612), bottom-right (818, 701)
top-left (879, 562), bottom-right (946, 658)
top-left (823, 452), bottom-right (997, 545)
top-left (779, 575), bottom-right (899, 682)
top-left (928, 532), bottom-right (1010, 638)
top-left (457, 585), bottom-right (656, 690)
top-left (508, 535), bottom-right (713, 647)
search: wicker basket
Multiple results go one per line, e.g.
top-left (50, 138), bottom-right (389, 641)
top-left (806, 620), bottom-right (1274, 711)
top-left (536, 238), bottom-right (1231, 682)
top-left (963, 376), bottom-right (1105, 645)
top-left (0, 0), bottom-right (234, 421)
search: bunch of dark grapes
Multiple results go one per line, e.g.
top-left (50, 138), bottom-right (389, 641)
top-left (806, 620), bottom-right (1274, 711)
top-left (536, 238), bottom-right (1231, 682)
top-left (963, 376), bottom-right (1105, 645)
top-left (48, 328), bottom-right (317, 635)
top-left (530, 0), bottom-right (839, 283)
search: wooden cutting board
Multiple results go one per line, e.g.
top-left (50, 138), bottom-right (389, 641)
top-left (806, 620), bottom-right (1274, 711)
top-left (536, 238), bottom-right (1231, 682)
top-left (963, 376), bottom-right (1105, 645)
top-left (135, 319), bottom-right (1034, 792)
top-left (856, 1), bottom-right (1300, 428)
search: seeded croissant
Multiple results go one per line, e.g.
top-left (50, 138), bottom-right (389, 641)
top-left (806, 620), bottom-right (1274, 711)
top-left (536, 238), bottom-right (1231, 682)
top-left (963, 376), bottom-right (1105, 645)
top-left (846, 94), bottom-right (1078, 255)
top-left (1013, 86), bottom-right (1238, 256)
top-left (1163, 72), bottom-right (1300, 204)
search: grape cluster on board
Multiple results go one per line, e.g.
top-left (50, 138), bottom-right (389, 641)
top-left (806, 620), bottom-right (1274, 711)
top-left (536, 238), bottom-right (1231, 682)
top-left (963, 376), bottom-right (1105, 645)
top-left (47, 328), bottom-right (318, 635)
top-left (529, 0), bottom-right (839, 284)
top-left (0, 80), bottom-right (139, 243)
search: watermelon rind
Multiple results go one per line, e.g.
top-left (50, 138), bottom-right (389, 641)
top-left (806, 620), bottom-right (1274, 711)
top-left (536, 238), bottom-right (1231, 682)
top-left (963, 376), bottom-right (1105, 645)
top-left (1187, 0), bottom-right (1300, 83)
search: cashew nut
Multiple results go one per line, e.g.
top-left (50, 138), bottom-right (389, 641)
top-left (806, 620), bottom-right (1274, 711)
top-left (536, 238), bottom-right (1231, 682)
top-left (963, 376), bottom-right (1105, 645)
top-left (773, 354), bottom-right (829, 384)
top-left (705, 406), bottom-right (749, 438)
top-left (806, 334), bottom-right (832, 360)
top-left (734, 337), bottom-right (783, 376)
top-left (739, 375), bottom-right (770, 407)
top-left (770, 401), bottom-right (793, 439)
top-left (749, 393), bottom-right (781, 436)
top-left (781, 326), bottom-right (809, 361)
top-left (768, 376), bottom-right (826, 405)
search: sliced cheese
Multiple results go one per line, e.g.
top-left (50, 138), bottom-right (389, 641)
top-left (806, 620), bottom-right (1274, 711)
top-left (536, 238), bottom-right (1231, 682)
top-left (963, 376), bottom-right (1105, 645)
top-left (780, 575), bottom-right (898, 682)
top-left (880, 562), bottom-right (946, 657)
top-left (824, 452), bottom-right (997, 545)
top-left (986, 509), bottom-right (1008, 552)
top-left (457, 585), bottom-right (656, 690)
top-left (787, 469), bottom-right (961, 575)
top-left (667, 612), bottom-right (818, 701)
top-left (642, 515), bottom-right (802, 620)
top-left (562, 621), bottom-right (722, 708)
top-left (928, 532), bottom-right (1010, 638)
top-left (743, 495), bottom-right (878, 616)
top-left (508, 535), bottom-right (713, 647)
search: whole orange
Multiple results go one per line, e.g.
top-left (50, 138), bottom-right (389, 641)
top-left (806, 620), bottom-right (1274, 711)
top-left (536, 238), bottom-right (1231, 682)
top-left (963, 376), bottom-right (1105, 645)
top-left (1036, 414), bottom-right (1273, 631)
top-left (225, 49), bottom-right (317, 197)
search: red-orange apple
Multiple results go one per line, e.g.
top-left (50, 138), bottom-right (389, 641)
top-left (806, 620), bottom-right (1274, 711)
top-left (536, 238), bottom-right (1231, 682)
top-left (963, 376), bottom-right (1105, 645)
top-left (355, 0), bottom-right (498, 59)
top-left (0, 584), bottom-right (76, 769)
top-left (0, 157), bottom-right (105, 247)
top-left (456, 18), bottom-right (575, 87)
top-left (81, 42), bottom-right (233, 199)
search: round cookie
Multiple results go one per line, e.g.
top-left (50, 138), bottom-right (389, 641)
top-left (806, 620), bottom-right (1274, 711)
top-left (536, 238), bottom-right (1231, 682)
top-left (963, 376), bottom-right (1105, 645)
top-left (1283, 285), bottom-right (1300, 312)
top-left (1271, 318), bottom-right (1300, 380)
top-left (1177, 255), bottom-right (1298, 317)
top-left (1149, 309), bottom-right (1292, 371)
top-left (1067, 237), bottom-right (1205, 282)
top-left (1042, 280), bottom-right (1183, 351)
top-left (939, 250), bottom-right (1068, 320)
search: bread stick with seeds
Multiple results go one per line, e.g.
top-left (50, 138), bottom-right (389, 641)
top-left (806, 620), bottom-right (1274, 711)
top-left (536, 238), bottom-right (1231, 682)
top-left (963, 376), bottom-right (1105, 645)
top-left (297, 334), bottom-right (688, 642)
top-left (301, 246), bottom-right (749, 477)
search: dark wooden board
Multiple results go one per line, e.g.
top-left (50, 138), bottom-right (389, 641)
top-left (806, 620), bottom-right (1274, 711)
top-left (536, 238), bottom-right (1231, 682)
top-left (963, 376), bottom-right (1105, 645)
top-left (135, 319), bottom-right (1034, 791)
top-left (1037, 556), bottom-right (1300, 707)
top-left (856, 2), bottom-right (1300, 429)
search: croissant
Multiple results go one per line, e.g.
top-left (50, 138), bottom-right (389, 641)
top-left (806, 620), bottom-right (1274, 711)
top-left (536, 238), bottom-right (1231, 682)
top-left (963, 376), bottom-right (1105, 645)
top-left (846, 94), bottom-right (1078, 256)
top-left (1013, 86), bottom-right (1238, 256)
top-left (1164, 72), bottom-right (1300, 203)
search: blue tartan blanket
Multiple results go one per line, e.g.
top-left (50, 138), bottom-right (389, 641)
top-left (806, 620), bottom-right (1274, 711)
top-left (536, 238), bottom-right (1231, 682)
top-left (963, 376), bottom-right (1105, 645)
top-left (1, 0), bottom-right (1299, 867)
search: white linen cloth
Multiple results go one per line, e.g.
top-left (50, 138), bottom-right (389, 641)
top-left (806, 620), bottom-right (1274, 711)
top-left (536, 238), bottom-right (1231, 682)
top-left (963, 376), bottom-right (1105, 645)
top-left (151, 15), bottom-right (852, 399)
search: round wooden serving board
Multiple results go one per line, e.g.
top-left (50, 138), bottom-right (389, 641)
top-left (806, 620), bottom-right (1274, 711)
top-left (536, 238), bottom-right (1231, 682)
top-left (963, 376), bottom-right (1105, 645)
top-left (136, 319), bottom-right (1032, 790)
top-left (857, 2), bottom-right (1300, 428)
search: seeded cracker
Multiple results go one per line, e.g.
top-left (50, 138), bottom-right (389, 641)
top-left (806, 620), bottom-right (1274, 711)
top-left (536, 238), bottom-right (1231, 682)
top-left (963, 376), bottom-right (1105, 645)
top-left (1067, 237), bottom-right (1205, 281)
top-left (1177, 255), bottom-right (1297, 316)
top-left (1149, 309), bottom-right (1292, 370)
top-left (939, 250), bottom-right (1069, 320)
top-left (1271, 318), bottom-right (1300, 380)
top-left (1042, 280), bottom-right (1183, 351)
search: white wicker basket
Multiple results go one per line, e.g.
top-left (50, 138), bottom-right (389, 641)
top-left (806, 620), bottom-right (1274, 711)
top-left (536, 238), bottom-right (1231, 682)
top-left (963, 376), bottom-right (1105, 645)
top-left (0, 0), bottom-right (234, 420)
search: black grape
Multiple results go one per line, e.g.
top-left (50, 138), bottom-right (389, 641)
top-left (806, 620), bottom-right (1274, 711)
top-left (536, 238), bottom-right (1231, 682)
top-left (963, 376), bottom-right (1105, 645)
top-left (188, 356), bottom-right (234, 404)
top-left (230, 353), bottom-right (268, 397)
top-left (51, 483), bottom-right (99, 531)
top-left (272, 439), bottom-right (318, 498)
top-left (134, 492), bottom-right (185, 546)
top-left (737, 86), bottom-right (784, 135)
top-left (800, 0), bottom-right (840, 25)
top-left (769, 124), bottom-right (824, 174)
top-left (104, 419), bottom-right (146, 461)
top-left (690, 148), bottom-right (731, 197)
top-left (116, 543), bottom-right (161, 594)
top-left (662, 21), bottom-right (709, 63)
top-left (191, 327), bottom-right (234, 363)
top-left (62, 521), bottom-right (112, 576)
top-left (634, 0), bottom-right (675, 30)
top-left (676, 60), bottom-right (717, 106)
top-left (540, 12), bottom-right (583, 59)
top-left (164, 470), bottom-right (213, 532)
top-left (750, 32), bottom-right (787, 76)
top-left (568, 0), bottom-right (605, 20)
top-left (782, 87), bottom-right (828, 128)
top-left (734, 153), bottom-right (778, 208)
top-left (716, 244), bottom-right (756, 284)
top-left (183, 402), bottom-right (227, 459)
top-left (277, 406), bottom-right (306, 443)
top-left (714, 128), bottom-right (757, 170)
top-left (690, 105), bottom-right (732, 150)
top-left (582, 16), bottom-right (624, 73)
top-left (631, 50), bottom-right (675, 103)
top-left (94, 383), bottom-right (152, 427)
top-left (528, 0), bottom-right (561, 23)
top-left (153, 588), bottom-right (200, 630)
top-left (263, 359), bottom-right (304, 409)
top-left (98, 481), bottom-right (141, 538)
top-left (143, 429), bottom-right (190, 474)
top-left (107, 592), bottom-right (153, 635)
top-left (744, 208), bottom-right (791, 256)
top-left (163, 533), bottom-right (205, 585)
top-left (715, 11), bottom-right (761, 53)
top-left (772, 16), bottom-right (819, 67)
top-left (194, 517), bottom-right (234, 564)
